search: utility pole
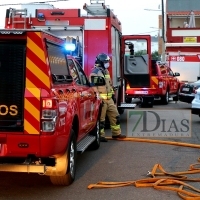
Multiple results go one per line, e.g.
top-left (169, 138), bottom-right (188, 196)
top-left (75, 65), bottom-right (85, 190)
top-left (161, 0), bottom-right (165, 61)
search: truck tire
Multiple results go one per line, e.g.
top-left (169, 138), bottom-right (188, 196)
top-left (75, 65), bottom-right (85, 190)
top-left (161, 90), bottom-right (169, 105)
top-left (50, 129), bottom-right (77, 186)
top-left (173, 87), bottom-right (180, 102)
top-left (88, 114), bottom-right (100, 150)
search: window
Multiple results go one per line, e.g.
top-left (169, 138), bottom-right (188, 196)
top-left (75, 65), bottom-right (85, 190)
top-left (160, 66), bottom-right (167, 75)
top-left (67, 59), bottom-right (81, 85)
top-left (47, 43), bottom-right (69, 76)
top-left (75, 61), bottom-right (90, 86)
top-left (151, 62), bottom-right (158, 76)
top-left (168, 68), bottom-right (174, 76)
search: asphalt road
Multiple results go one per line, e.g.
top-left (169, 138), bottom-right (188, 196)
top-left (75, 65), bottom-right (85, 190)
top-left (1, 100), bottom-right (200, 200)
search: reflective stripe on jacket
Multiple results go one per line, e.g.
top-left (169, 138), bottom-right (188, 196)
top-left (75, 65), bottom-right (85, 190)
top-left (89, 67), bottom-right (114, 100)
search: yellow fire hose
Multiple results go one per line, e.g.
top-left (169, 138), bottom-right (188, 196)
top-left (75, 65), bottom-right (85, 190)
top-left (88, 137), bottom-right (200, 200)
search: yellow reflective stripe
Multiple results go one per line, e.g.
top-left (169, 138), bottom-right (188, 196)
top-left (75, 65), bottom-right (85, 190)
top-left (100, 128), bottom-right (104, 133)
top-left (100, 93), bottom-right (112, 96)
top-left (100, 93), bottom-right (112, 99)
top-left (105, 74), bottom-right (110, 78)
top-left (110, 125), bottom-right (120, 131)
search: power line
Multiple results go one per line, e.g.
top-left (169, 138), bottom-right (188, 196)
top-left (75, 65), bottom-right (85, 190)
top-left (0, 0), bottom-right (69, 6)
top-left (134, 30), bottom-right (159, 35)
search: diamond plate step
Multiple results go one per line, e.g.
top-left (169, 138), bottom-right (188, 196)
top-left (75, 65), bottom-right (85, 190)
top-left (118, 103), bottom-right (136, 108)
top-left (77, 135), bottom-right (96, 153)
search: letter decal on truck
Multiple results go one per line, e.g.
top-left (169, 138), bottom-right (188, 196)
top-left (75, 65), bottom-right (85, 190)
top-left (9, 105), bottom-right (18, 116)
top-left (0, 105), bottom-right (18, 116)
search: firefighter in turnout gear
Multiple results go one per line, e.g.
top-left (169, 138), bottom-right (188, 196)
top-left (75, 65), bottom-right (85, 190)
top-left (89, 53), bottom-right (126, 142)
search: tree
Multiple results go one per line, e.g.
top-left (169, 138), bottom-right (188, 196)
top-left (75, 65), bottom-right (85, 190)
top-left (151, 50), bottom-right (161, 60)
top-left (134, 50), bottom-right (161, 61)
top-left (134, 50), bottom-right (147, 56)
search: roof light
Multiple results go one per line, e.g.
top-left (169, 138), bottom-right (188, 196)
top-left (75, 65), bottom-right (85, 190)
top-left (37, 13), bottom-right (45, 22)
top-left (65, 43), bottom-right (75, 51)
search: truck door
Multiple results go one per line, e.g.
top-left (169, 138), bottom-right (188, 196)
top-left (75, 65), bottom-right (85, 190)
top-left (121, 35), bottom-right (152, 88)
top-left (74, 60), bottom-right (97, 130)
top-left (167, 68), bottom-right (177, 93)
top-left (67, 58), bottom-right (92, 138)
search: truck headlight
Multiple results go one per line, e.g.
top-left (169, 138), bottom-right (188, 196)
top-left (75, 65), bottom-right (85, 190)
top-left (42, 110), bottom-right (57, 119)
top-left (159, 82), bottom-right (163, 88)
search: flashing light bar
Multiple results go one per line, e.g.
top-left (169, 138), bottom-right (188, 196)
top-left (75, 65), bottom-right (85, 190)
top-left (65, 43), bottom-right (75, 51)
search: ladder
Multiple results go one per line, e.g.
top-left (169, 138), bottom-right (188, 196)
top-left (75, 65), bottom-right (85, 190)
top-left (8, 8), bottom-right (28, 29)
top-left (83, 0), bottom-right (108, 16)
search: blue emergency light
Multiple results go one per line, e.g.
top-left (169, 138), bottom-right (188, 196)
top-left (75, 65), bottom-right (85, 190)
top-left (65, 43), bottom-right (75, 51)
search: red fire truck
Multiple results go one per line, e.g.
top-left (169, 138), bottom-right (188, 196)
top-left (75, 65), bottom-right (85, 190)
top-left (3, 0), bottom-right (156, 111)
top-left (0, 28), bottom-right (103, 185)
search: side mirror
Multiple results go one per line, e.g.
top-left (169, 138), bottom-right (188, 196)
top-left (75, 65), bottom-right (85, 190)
top-left (91, 76), bottom-right (106, 86)
top-left (174, 72), bottom-right (180, 77)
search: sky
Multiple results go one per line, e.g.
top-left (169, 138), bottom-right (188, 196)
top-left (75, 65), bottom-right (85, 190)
top-left (0, 0), bottom-right (163, 36)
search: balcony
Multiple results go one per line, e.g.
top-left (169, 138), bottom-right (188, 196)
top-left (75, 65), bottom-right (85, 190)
top-left (166, 11), bottom-right (200, 49)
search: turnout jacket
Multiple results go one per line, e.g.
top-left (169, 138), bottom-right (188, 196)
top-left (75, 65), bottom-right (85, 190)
top-left (89, 67), bottom-right (114, 100)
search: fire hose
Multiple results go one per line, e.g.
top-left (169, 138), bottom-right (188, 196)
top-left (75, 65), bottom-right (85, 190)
top-left (88, 137), bottom-right (200, 200)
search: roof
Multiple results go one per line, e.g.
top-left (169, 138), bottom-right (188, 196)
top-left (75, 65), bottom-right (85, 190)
top-left (167, 0), bottom-right (200, 13)
top-left (167, 11), bottom-right (200, 16)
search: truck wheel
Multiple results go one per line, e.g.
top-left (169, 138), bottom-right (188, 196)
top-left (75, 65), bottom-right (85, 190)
top-left (161, 90), bottom-right (169, 105)
top-left (50, 130), bottom-right (77, 186)
top-left (173, 87), bottom-right (180, 102)
top-left (89, 114), bottom-right (100, 150)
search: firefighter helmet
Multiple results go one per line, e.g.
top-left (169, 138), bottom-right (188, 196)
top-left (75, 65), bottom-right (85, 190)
top-left (95, 53), bottom-right (110, 67)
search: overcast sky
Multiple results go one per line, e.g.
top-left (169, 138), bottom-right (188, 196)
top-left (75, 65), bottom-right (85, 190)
top-left (0, 0), bottom-right (163, 36)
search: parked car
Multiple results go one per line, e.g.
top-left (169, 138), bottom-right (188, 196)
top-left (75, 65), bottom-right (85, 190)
top-left (179, 80), bottom-right (200, 103)
top-left (151, 60), bottom-right (180, 104)
top-left (192, 87), bottom-right (200, 116)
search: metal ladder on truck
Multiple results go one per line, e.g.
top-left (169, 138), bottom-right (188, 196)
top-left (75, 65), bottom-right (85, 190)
top-left (8, 8), bottom-right (32, 29)
top-left (83, 0), bottom-right (108, 16)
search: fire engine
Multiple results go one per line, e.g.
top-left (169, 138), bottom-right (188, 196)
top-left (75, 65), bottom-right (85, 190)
top-left (0, 28), bottom-right (103, 185)
top-left (3, 0), bottom-right (153, 111)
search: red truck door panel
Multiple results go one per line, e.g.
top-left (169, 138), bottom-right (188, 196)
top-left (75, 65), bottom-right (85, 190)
top-left (68, 58), bottom-right (92, 138)
top-left (73, 60), bottom-right (96, 133)
top-left (167, 68), bottom-right (177, 93)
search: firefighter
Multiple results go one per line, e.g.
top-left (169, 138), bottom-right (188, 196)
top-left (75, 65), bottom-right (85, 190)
top-left (89, 53), bottom-right (126, 142)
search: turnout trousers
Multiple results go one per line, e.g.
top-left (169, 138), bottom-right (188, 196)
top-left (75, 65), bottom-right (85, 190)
top-left (100, 98), bottom-right (121, 137)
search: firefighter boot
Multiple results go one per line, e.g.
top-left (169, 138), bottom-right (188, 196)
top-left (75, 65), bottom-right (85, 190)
top-left (112, 134), bottom-right (126, 139)
top-left (100, 121), bottom-right (107, 142)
